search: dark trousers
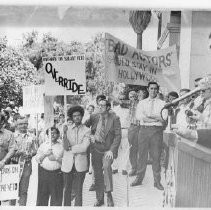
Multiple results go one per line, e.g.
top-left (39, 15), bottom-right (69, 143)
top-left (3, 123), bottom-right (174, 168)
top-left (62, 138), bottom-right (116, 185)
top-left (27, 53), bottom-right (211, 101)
top-left (36, 165), bottom-right (63, 206)
top-left (92, 149), bottom-right (113, 201)
top-left (19, 161), bottom-right (32, 206)
top-left (137, 126), bottom-right (163, 183)
top-left (128, 124), bottom-right (139, 171)
top-left (63, 165), bottom-right (86, 206)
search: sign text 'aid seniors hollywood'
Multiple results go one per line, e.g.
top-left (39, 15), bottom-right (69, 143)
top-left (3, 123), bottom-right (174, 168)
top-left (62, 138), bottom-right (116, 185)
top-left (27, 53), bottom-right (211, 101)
top-left (43, 55), bottom-right (86, 96)
top-left (105, 33), bottom-right (181, 91)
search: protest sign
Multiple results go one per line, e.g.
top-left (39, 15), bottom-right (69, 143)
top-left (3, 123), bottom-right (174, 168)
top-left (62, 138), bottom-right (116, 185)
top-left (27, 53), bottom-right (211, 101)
top-left (0, 164), bottom-right (20, 201)
top-left (22, 85), bottom-right (44, 114)
top-left (105, 33), bottom-right (181, 91)
top-left (43, 55), bottom-right (86, 96)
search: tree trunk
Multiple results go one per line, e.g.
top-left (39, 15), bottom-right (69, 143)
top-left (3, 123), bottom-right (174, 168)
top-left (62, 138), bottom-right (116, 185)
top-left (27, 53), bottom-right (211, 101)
top-left (137, 33), bottom-right (143, 49)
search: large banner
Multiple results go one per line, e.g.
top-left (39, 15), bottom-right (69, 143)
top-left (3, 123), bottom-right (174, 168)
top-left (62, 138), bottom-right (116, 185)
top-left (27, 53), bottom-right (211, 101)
top-left (43, 55), bottom-right (86, 96)
top-left (0, 164), bottom-right (20, 201)
top-left (105, 33), bottom-right (181, 91)
top-left (22, 85), bottom-right (44, 114)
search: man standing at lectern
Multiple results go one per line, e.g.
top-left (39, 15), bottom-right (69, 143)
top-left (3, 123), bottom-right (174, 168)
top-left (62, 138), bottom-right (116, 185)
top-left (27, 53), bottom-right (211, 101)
top-left (131, 81), bottom-right (166, 190)
top-left (174, 75), bottom-right (211, 147)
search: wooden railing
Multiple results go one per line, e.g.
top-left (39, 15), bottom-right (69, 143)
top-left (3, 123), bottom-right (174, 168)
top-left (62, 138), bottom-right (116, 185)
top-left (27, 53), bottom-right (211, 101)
top-left (163, 130), bottom-right (211, 207)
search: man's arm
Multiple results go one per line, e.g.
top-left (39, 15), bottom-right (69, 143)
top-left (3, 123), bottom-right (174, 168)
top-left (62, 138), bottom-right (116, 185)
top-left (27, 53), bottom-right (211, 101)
top-left (63, 125), bottom-right (70, 151)
top-left (146, 102), bottom-right (167, 122)
top-left (173, 125), bottom-right (198, 142)
top-left (71, 130), bottom-right (91, 154)
top-left (109, 116), bottom-right (122, 155)
top-left (48, 145), bottom-right (64, 163)
top-left (84, 114), bottom-right (93, 128)
top-left (35, 143), bottom-right (52, 164)
top-left (3, 133), bottom-right (16, 163)
top-left (0, 133), bottom-right (16, 169)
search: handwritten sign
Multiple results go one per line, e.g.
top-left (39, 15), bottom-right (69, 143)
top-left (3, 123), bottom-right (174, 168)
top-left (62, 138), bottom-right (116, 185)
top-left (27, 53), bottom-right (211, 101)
top-left (43, 55), bottom-right (86, 95)
top-left (105, 33), bottom-right (181, 91)
top-left (23, 85), bottom-right (44, 114)
top-left (0, 164), bottom-right (20, 201)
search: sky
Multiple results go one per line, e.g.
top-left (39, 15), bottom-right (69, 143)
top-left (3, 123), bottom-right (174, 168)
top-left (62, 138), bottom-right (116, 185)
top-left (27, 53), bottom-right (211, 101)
top-left (0, 6), bottom-right (158, 50)
top-left (1, 26), bottom-right (137, 48)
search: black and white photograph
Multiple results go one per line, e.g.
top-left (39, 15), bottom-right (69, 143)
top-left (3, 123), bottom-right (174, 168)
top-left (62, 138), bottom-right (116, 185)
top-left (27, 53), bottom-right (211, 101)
top-left (0, 0), bottom-right (211, 207)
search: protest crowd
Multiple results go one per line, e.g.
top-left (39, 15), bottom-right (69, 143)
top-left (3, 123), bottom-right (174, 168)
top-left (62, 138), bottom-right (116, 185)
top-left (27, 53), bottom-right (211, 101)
top-left (0, 74), bottom-right (211, 207)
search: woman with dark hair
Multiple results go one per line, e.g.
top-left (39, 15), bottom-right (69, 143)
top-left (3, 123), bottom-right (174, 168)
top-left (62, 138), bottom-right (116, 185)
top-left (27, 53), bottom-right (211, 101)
top-left (35, 126), bottom-right (64, 206)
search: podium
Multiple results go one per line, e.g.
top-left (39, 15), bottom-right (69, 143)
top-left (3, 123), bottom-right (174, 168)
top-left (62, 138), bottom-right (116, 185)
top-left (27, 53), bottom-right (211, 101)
top-left (163, 130), bottom-right (211, 207)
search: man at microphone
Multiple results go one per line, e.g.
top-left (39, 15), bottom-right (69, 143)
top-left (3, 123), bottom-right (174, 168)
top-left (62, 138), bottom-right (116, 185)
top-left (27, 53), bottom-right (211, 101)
top-left (173, 75), bottom-right (211, 148)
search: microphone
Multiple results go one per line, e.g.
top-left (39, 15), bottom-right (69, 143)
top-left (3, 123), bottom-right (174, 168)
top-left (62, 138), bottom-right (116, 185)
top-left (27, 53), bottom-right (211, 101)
top-left (164, 75), bottom-right (211, 109)
top-left (164, 87), bottom-right (201, 109)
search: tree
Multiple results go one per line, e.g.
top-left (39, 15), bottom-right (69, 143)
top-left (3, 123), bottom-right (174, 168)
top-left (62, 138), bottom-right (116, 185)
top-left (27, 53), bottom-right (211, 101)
top-left (0, 37), bottom-right (37, 109)
top-left (85, 33), bottom-right (111, 96)
top-left (21, 32), bottom-right (113, 102)
top-left (129, 11), bottom-right (151, 49)
top-left (14, 31), bottom-right (128, 109)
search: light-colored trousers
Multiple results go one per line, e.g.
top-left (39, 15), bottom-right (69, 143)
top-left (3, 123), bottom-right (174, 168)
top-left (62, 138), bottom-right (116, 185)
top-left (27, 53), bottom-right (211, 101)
top-left (112, 129), bottom-right (130, 171)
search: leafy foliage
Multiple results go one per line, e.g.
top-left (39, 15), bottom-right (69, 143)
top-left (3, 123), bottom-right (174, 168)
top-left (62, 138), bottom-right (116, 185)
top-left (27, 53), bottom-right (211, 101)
top-left (0, 31), bottom-right (128, 109)
top-left (0, 37), bottom-right (37, 109)
top-left (21, 32), bottom-right (113, 104)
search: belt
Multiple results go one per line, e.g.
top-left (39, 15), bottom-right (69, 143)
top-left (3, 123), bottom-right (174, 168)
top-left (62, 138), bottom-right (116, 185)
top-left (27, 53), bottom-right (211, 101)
top-left (140, 125), bottom-right (163, 129)
top-left (39, 165), bottom-right (61, 173)
top-left (130, 123), bottom-right (139, 126)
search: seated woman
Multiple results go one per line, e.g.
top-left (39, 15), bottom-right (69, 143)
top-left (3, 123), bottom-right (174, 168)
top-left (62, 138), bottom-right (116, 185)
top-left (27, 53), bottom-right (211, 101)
top-left (35, 126), bottom-right (64, 206)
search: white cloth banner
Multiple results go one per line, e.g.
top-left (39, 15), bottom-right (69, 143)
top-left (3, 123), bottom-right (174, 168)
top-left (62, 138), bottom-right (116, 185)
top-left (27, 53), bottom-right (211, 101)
top-left (0, 164), bottom-right (20, 201)
top-left (22, 85), bottom-right (44, 114)
top-left (43, 55), bottom-right (86, 96)
top-left (105, 33), bottom-right (181, 91)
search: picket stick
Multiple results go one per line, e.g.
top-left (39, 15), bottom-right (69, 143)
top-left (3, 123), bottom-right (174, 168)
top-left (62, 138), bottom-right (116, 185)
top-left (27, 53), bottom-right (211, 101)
top-left (36, 113), bottom-right (39, 144)
top-left (49, 127), bottom-right (52, 149)
top-left (64, 95), bottom-right (67, 124)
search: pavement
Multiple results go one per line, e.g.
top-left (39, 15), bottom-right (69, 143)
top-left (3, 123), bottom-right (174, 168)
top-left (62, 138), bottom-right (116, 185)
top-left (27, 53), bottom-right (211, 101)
top-left (26, 157), bottom-right (165, 207)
